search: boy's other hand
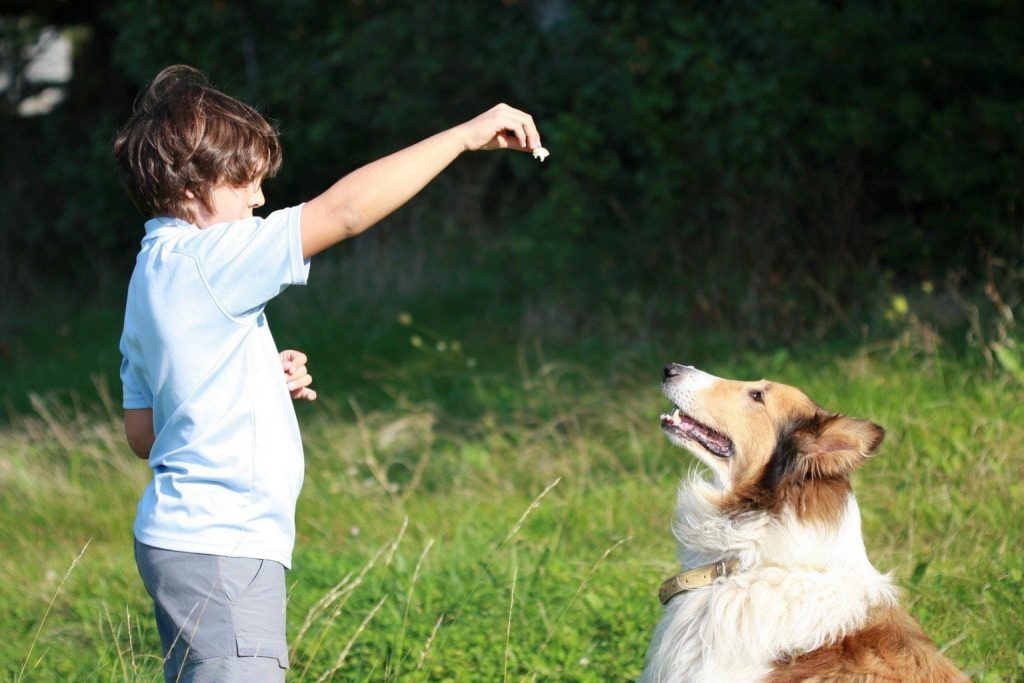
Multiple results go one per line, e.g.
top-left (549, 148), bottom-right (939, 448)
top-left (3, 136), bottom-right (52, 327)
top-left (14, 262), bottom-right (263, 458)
top-left (280, 349), bottom-right (318, 401)
top-left (460, 103), bottom-right (542, 153)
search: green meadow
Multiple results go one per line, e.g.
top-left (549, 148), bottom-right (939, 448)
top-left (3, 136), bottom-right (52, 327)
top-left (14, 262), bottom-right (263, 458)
top-left (2, 277), bottom-right (1022, 682)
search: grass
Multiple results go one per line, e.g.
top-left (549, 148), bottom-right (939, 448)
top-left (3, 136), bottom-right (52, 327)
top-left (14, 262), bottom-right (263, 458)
top-left (1, 294), bottom-right (1022, 681)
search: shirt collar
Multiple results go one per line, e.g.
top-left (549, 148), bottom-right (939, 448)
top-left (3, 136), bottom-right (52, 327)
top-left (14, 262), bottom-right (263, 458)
top-left (143, 216), bottom-right (197, 241)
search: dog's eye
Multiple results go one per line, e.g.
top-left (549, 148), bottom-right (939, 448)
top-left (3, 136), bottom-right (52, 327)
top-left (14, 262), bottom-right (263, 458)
top-left (749, 390), bottom-right (765, 404)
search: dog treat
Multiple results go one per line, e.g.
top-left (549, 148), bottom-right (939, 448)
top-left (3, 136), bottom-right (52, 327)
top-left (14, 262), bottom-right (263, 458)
top-left (532, 146), bottom-right (550, 162)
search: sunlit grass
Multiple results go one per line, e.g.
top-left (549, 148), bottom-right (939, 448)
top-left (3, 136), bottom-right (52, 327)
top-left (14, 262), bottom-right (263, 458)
top-left (1, 337), bottom-right (1021, 681)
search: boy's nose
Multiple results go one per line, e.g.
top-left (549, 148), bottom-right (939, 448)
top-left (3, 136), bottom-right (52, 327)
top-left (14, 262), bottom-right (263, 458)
top-left (250, 187), bottom-right (265, 208)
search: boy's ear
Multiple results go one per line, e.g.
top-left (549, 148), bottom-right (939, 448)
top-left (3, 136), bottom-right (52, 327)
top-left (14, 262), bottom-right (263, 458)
top-left (795, 414), bottom-right (885, 478)
top-left (184, 188), bottom-right (196, 199)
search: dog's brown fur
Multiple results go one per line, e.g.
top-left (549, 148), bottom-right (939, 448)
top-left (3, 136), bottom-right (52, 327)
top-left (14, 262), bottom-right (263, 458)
top-left (768, 604), bottom-right (966, 682)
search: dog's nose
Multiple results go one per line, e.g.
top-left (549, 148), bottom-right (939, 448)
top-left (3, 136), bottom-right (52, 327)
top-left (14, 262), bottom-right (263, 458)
top-left (663, 363), bottom-right (686, 380)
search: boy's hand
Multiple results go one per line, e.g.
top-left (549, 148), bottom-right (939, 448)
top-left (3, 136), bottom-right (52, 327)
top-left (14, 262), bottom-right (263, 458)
top-left (280, 349), bottom-right (317, 401)
top-left (459, 103), bottom-right (542, 153)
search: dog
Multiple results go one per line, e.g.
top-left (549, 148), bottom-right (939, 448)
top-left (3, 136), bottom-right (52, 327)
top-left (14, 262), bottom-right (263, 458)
top-left (640, 363), bottom-right (967, 682)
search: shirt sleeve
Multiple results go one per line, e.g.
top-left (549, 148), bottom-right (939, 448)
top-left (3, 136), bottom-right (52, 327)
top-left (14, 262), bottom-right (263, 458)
top-left (192, 204), bottom-right (311, 318)
top-left (121, 356), bottom-right (153, 409)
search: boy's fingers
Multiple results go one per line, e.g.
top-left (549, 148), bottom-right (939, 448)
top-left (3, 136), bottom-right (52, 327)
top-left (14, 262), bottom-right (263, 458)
top-left (280, 350), bottom-right (311, 383)
top-left (524, 117), bottom-right (541, 151)
top-left (503, 111), bottom-right (536, 150)
top-left (280, 349), bottom-right (309, 378)
top-left (282, 350), bottom-right (308, 364)
top-left (510, 111), bottom-right (541, 151)
top-left (287, 373), bottom-right (313, 391)
top-left (477, 104), bottom-right (541, 152)
top-left (506, 121), bottom-right (528, 149)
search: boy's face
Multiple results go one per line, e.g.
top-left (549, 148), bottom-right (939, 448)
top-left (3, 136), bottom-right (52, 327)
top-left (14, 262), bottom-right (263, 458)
top-left (186, 179), bottom-right (265, 228)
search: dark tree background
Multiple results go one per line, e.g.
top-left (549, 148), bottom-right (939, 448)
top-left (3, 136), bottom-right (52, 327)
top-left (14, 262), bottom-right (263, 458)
top-left (2, 0), bottom-right (1022, 343)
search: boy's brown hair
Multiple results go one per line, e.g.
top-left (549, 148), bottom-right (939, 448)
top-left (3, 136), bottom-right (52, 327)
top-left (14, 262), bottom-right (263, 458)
top-left (113, 65), bottom-right (282, 222)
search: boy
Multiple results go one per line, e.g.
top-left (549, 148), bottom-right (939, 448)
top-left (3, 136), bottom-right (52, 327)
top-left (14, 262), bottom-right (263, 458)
top-left (115, 64), bottom-right (542, 681)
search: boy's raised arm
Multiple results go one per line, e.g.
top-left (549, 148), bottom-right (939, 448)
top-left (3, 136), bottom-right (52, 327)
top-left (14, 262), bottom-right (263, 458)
top-left (300, 103), bottom-right (541, 259)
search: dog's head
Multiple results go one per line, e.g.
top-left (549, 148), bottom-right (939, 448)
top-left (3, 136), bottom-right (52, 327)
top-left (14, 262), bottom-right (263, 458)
top-left (661, 363), bottom-right (884, 526)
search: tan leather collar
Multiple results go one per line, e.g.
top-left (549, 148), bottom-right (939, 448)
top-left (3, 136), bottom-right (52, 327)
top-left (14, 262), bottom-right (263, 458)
top-left (658, 559), bottom-right (741, 605)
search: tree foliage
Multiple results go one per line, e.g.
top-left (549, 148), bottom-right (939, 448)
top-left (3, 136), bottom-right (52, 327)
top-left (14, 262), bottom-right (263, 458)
top-left (2, 0), bottom-right (1022, 338)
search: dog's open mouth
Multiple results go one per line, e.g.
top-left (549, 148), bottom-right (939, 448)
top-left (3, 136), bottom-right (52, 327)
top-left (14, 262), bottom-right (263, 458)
top-left (661, 408), bottom-right (734, 458)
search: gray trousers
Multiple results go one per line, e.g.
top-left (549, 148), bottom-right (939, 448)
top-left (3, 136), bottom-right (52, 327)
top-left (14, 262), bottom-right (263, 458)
top-left (134, 539), bottom-right (289, 682)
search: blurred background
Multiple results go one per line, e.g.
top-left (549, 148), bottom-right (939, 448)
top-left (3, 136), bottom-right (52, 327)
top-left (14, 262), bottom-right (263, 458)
top-left (1, 0), bottom-right (1022, 401)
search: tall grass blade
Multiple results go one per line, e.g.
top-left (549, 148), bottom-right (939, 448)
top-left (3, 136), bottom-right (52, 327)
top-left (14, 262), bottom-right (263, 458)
top-left (295, 520), bottom-right (407, 677)
top-left (17, 539), bottom-right (91, 682)
top-left (316, 596), bottom-right (388, 682)
top-left (389, 537), bottom-right (434, 681)
top-left (501, 477), bottom-right (561, 547)
top-left (524, 535), bottom-right (631, 679)
top-left (415, 614), bottom-right (445, 672)
top-left (503, 563), bottom-right (518, 683)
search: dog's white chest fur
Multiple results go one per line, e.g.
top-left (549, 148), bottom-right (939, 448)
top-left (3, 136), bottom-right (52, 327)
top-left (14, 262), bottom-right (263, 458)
top-left (639, 479), bottom-right (897, 683)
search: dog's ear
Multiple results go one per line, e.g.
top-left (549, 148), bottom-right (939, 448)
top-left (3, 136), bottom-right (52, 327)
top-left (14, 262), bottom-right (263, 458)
top-left (795, 414), bottom-right (885, 479)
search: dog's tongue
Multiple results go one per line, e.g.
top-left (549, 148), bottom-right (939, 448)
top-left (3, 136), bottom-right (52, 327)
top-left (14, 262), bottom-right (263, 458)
top-left (686, 420), bottom-right (732, 456)
top-left (664, 410), bottom-right (734, 457)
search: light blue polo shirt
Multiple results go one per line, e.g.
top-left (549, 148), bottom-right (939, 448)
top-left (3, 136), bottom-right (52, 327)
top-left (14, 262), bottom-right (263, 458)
top-left (120, 205), bottom-right (309, 568)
